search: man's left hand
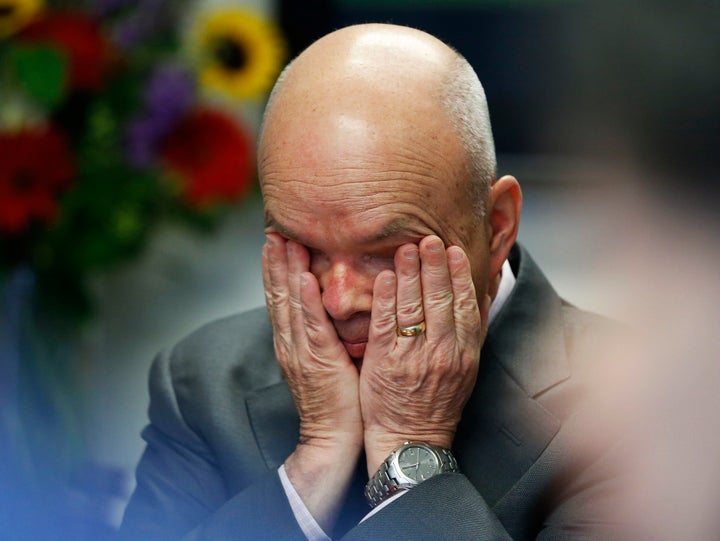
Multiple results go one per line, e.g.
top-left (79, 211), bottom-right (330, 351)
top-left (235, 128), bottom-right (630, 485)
top-left (359, 235), bottom-right (490, 475)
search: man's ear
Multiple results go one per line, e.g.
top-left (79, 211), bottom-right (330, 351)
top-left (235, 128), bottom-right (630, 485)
top-left (487, 175), bottom-right (522, 278)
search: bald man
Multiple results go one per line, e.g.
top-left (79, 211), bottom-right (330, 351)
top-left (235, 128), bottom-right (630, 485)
top-left (120, 24), bottom-right (615, 540)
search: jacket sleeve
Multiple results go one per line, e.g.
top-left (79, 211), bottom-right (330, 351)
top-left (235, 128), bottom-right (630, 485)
top-left (340, 412), bottom-right (624, 541)
top-left (341, 473), bottom-right (513, 541)
top-left (117, 349), bottom-right (305, 541)
top-left (341, 464), bottom-right (620, 541)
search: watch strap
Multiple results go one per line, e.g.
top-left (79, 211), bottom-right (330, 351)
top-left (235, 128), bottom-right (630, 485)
top-left (364, 442), bottom-right (458, 508)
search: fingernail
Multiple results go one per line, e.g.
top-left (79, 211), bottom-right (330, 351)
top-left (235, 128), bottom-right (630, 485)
top-left (427, 239), bottom-right (443, 253)
top-left (449, 249), bottom-right (464, 263)
top-left (300, 274), bottom-right (308, 287)
top-left (265, 234), bottom-right (275, 246)
top-left (425, 235), bottom-right (444, 253)
top-left (404, 246), bottom-right (418, 260)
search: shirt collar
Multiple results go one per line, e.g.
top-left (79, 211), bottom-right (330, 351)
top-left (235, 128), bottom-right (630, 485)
top-left (488, 259), bottom-right (515, 327)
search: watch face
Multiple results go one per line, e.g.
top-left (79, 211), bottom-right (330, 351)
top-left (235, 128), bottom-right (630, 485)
top-left (398, 445), bottom-right (440, 482)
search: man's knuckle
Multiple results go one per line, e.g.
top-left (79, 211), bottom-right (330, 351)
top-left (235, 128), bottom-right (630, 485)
top-left (288, 296), bottom-right (302, 311)
top-left (271, 289), bottom-right (288, 305)
top-left (425, 291), bottom-right (453, 309)
top-left (454, 295), bottom-right (479, 314)
top-left (397, 301), bottom-right (422, 319)
top-left (304, 320), bottom-right (324, 343)
top-left (273, 338), bottom-right (292, 363)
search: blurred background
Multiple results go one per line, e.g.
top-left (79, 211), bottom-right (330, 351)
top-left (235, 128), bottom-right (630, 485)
top-left (1, 0), bottom-right (718, 538)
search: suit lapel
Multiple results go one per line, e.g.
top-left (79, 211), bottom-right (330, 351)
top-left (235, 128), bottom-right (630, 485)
top-left (245, 381), bottom-right (298, 470)
top-left (455, 245), bottom-right (570, 507)
top-left (455, 361), bottom-right (561, 507)
top-left (488, 244), bottom-right (570, 398)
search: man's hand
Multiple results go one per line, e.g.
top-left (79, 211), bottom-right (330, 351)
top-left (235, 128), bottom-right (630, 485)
top-left (263, 233), bottom-right (363, 531)
top-left (359, 235), bottom-right (490, 475)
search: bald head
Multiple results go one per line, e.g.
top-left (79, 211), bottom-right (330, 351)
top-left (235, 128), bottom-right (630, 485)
top-left (259, 24), bottom-right (496, 217)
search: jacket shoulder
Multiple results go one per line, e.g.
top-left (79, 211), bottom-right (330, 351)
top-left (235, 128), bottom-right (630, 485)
top-left (166, 306), bottom-right (281, 396)
top-left (560, 302), bottom-right (625, 369)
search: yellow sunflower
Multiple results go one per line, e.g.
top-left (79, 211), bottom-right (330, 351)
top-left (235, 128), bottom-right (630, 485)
top-left (0, 0), bottom-right (43, 38)
top-left (190, 7), bottom-right (285, 101)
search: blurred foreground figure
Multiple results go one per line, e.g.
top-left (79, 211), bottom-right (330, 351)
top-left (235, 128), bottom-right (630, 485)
top-left (551, 0), bottom-right (720, 538)
top-left (119, 24), bottom-right (633, 540)
top-left (592, 199), bottom-right (720, 540)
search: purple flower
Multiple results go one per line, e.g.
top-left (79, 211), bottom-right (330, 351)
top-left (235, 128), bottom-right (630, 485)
top-left (146, 65), bottom-right (195, 117)
top-left (125, 65), bottom-right (195, 168)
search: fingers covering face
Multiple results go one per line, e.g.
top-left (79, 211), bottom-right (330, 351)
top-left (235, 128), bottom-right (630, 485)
top-left (371, 235), bottom-right (482, 349)
top-left (394, 243), bottom-right (423, 329)
top-left (446, 245), bottom-right (482, 346)
top-left (418, 236), bottom-right (455, 342)
top-left (263, 233), bottom-right (291, 331)
top-left (265, 232), bottom-right (482, 360)
top-left (264, 233), bottom-right (351, 366)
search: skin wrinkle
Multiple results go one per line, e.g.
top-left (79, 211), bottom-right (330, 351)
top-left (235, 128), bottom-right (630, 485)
top-left (265, 204), bottom-right (460, 260)
top-left (260, 114), bottom-right (463, 198)
top-left (264, 180), bottom-right (433, 204)
top-left (369, 369), bottom-right (466, 431)
top-left (265, 213), bottom-right (423, 249)
top-left (261, 154), bottom-right (456, 189)
top-left (261, 170), bottom-right (431, 186)
top-left (262, 155), bottom-right (467, 243)
top-left (263, 168), bottom-right (471, 250)
top-left (264, 176), bottom-right (449, 227)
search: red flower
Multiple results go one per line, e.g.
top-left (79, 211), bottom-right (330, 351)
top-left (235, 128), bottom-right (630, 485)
top-left (160, 108), bottom-right (254, 208)
top-left (19, 12), bottom-right (109, 91)
top-left (0, 127), bottom-right (76, 235)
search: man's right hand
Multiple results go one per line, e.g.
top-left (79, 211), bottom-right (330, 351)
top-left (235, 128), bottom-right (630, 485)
top-left (262, 233), bottom-right (363, 532)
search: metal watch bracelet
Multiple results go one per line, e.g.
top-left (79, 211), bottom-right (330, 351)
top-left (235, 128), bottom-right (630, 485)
top-left (364, 442), bottom-right (459, 508)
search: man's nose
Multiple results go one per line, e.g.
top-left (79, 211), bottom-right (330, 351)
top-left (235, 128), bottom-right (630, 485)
top-left (318, 261), bottom-right (372, 321)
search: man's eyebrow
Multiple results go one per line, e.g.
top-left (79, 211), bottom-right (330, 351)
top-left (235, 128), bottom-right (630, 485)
top-left (373, 216), bottom-right (415, 240)
top-left (265, 212), bottom-right (420, 244)
top-left (264, 211), bottom-right (297, 240)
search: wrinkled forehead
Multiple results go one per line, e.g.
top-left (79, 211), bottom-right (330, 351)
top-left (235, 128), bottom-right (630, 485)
top-left (259, 113), bottom-right (471, 254)
top-left (260, 80), bottom-right (466, 179)
top-left (262, 176), bottom-right (448, 254)
top-left (261, 80), bottom-right (449, 156)
top-left (260, 110), bottom-right (467, 205)
top-left (257, 51), bottom-right (470, 231)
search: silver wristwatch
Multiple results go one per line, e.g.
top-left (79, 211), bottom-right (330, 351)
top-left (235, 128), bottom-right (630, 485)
top-left (364, 441), bottom-right (459, 508)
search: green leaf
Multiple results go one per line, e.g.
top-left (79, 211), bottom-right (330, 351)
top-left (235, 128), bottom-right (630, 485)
top-left (9, 44), bottom-right (68, 109)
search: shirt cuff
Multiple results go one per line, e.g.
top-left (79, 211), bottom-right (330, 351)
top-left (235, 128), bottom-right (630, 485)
top-left (360, 490), bottom-right (407, 522)
top-left (278, 465), bottom-right (332, 541)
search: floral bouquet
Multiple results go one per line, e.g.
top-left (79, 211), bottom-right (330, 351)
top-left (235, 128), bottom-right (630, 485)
top-left (0, 0), bottom-right (285, 320)
top-left (0, 2), bottom-right (285, 535)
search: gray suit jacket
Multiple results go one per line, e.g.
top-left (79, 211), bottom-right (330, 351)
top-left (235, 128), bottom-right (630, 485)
top-left (119, 245), bottom-right (615, 540)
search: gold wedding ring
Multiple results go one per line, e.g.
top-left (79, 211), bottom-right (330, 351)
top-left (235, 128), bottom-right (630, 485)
top-left (396, 321), bottom-right (426, 337)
